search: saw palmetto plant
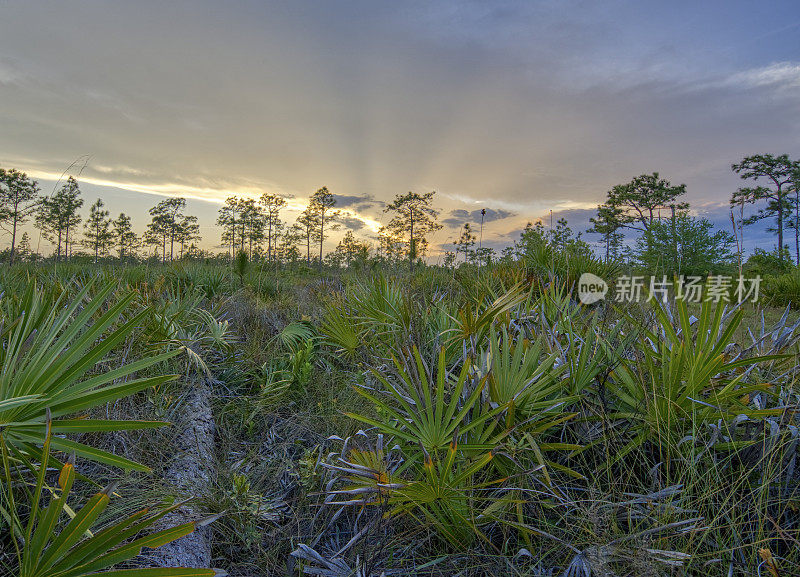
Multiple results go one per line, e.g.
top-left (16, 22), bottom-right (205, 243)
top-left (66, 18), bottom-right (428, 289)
top-left (322, 429), bottom-right (498, 548)
top-left (482, 326), bottom-right (568, 428)
top-left (1, 261), bottom-right (797, 576)
top-left (0, 279), bottom-right (178, 474)
top-left (608, 294), bottom-right (789, 468)
top-left (346, 346), bottom-right (505, 454)
top-left (320, 300), bottom-right (362, 363)
top-left (3, 421), bottom-right (222, 577)
top-left (443, 282), bottom-right (528, 358)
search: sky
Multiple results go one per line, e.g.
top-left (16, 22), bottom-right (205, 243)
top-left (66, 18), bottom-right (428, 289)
top-left (1, 1), bottom-right (799, 257)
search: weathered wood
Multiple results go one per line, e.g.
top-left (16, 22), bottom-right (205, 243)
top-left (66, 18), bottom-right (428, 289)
top-left (150, 376), bottom-right (216, 568)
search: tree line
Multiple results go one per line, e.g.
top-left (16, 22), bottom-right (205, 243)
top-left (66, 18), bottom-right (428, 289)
top-left (1, 152), bottom-right (798, 270)
top-left (0, 172), bottom-right (202, 264)
top-left (589, 154), bottom-right (800, 269)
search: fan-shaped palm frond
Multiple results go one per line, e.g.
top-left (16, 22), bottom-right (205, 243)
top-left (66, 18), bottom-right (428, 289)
top-left (0, 279), bottom-right (178, 473)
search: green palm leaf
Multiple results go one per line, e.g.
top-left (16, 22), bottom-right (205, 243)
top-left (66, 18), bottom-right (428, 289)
top-left (0, 278), bottom-right (179, 475)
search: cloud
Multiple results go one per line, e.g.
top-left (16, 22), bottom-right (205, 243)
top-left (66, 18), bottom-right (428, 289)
top-left (1, 1), bottom-right (799, 252)
top-left (0, 61), bottom-right (24, 86)
top-left (723, 62), bottom-right (800, 92)
top-left (442, 207), bottom-right (515, 227)
top-left (333, 193), bottom-right (382, 209)
top-left (339, 215), bottom-right (366, 231)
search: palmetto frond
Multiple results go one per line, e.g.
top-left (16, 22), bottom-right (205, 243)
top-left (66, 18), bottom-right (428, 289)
top-left (0, 279), bottom-right (179, 473)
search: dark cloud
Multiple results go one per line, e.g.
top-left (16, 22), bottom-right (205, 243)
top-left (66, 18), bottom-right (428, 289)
top-left (339, 215), bottom-right (366, 231)
top-left (333, 193), bottom-right (381, 210)
top-left (356, 202), bottom-right (381, 213)
top-left (443, 208), bottom-right (515, 227)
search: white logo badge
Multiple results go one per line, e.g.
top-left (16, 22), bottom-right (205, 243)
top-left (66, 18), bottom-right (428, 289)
top-left (578, 273), bottom-right (608, 304)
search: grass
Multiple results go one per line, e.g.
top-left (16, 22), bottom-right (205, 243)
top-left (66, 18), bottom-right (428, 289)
top-left (0, 259), bottom-right (797, 576)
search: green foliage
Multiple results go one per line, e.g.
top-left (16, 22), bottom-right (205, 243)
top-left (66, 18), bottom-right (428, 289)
top-left (273, 320), bottom-right (315, 352)
top-left (320, 301), bottom-right (361, 362)
top-left (234, 250), bottom-right (248, 285)
top-left (347, 347), bottom-right (503, 454)
top-left (0, 280), bottom-right (178, 474)
top-left (348, 273), bottom-right (414, 355)
top-left (0, 247), bottom-right (798, 575)
top-left (444, 282), bottom-right (527, 358)
top-left (633, 212), bottom-right (736, 276)
top-left (483, 327), bottom-right (567, 428)
top-left (391, 441), bottom-right (496, 548)
top-left (609, 294), bottom-right (786, 466)
top-left (287, 340), bottom-right (314, 390)
top-left (762, 267), bottom-right (800, 308)
top-left (555, 311), bottom-right (629, 396)
top-left (5, 436), bottom-right (218, 577)
top-left (745, 247), bottom-right (793, 276)
top-left (211, 469), bottom-right (283, 549)
top-left (515, 223), bottom-right (620, 291)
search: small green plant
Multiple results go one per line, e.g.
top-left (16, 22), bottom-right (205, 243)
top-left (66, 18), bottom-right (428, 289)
top-left (320, 302), bottom-right (361, 362)
top-left (3, 424), bottom-right (220, 576)
top-left (0, 280), bottom-right (178, 475)
top-left (233, 250), bottom-right (248, 286)
top-left (609, 294), bottom-right (787, 468)
top-left (484, 327), bottom-right (567, 428)
top-left (762, 267), bottom-right (800, 308)
top-left (348, 347), bottom-right (503, 454)
top-left (287, 340), bottom-right (314, 390)
top-left (215, 471), bottom-right (283, 548)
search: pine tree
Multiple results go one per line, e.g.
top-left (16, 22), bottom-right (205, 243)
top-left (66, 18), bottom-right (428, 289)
top-left (144, 211), bottom-right (169, 262)
top-left (730, 154), bottom-right (799, 262)
top-left (383, 191), bottom-right (442, 272)
top-left (260, 193), bottom-right (287, 262)
top-left (238, 198), bottom-right (265, 258)
top-left (17, 231), bottom-right (32, 261)
top-left (294, 209), bottom-right (320, 265)
top-left (36, 194), bottom-right (66, 260)
top-left (377, 227), bottom-right (405, 262)
top-left (334, 230), bottom-right (370, 267)
top-left (176, 214), bottom-right (201, 258)
top-left (83, 199), bottom-right (113, 263)
top-left (454, 223), bottom-right (476, 263)
top-left (147, 198), bottom-right (191, 262)
top-left (0, 168), bottom-right (40, 264)
top-left (788, 169), bottom-right (800, 265)
top-left (588, 203), bottom-right (624, 262)
top-left (602, 172), bottom-right (688, 258)
top-left (112, 213), bottom-right (139, 262)
top-left (35, 176), bottom-right (83, 261)
top-left (279, 226), bottom-right (303, 265)
top-left (306, 187), bottom-right (340, 267)
top-left (217, 197), bottom-right (241, 258)
top-left (60, 177), bottom-right (84, 260)
top-left (605, 173), bottom-right (688, 233)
